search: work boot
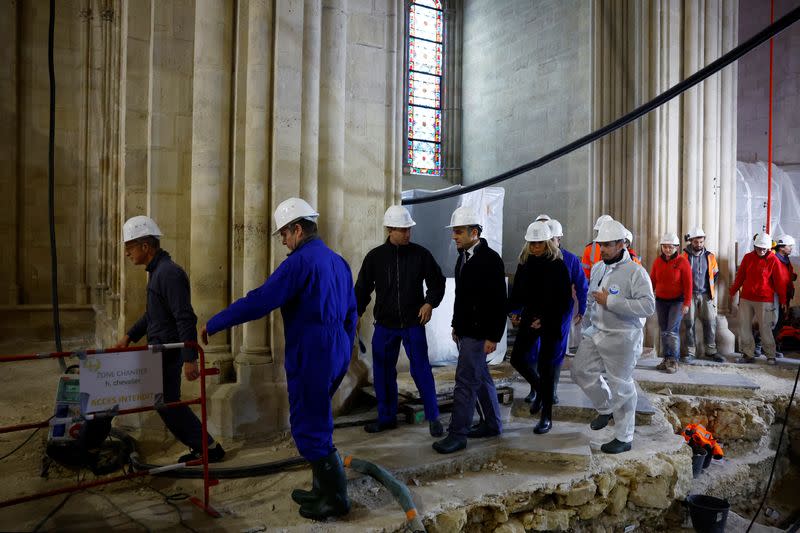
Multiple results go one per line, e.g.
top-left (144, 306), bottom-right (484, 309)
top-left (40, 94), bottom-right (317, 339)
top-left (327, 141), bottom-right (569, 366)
top-left (298, 452), bottom-right (350, 520)
top-left (533, 403), bottom-right (552, 435)
top-left (679, 355), bottom-right (694, 364)
top-left (664, 359), bottom-right (678, 374)
top-left (178, 443), bottom-right (225, 464)
top-left (766, 357), bottom-right (777, 365)
top-left (656, 359), bottom-right (668, 371)
top-left (736, 355), bottom-right (756, 364)
top-left (529, 395), bottom-right (542, 415)
top-left (590, 413), bottom-right (613, 430)
top-left (775, 351), bottom-right (784, 359)
top-left (429, 419), bottom-right (444, 437)
top-left (705, 352), bottom-right (725, 363)
top-left (432, 434), bottom-right (467, 454)
top-left (524, 389), bottom-right (536, 403)
top-left (467, 421), bottom-right (500, 439)
top-left (600, 438), bottom-right (632, 454)
top-left (291, 470), bottom-right (321, 505)
top-left (363, 421), bottom-right (397, 433)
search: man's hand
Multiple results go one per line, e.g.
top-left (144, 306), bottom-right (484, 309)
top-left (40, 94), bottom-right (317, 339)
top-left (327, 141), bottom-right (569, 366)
top-left (418, 303), bottom-right (433, 325)
top-left (451, 328), bottom-right (459, 345)
top-left (113, 335), bottom-right (131, 349)
top-left (184, 361), bottom-right (200, 381)
top-left (200, 325), bottom-right (209, 345)
top-left (484, 340), bottom-right (497, 354)
top-left (510, 314), bottom-right (521, 327)
top-left (593, 288), bottom-right (610, 307)
top-left (530, 318), bottom-right (542, 330)
top-left (682, 305), bottom-right (690, 316)
top-left (573, 313), bottom-right (583, 325)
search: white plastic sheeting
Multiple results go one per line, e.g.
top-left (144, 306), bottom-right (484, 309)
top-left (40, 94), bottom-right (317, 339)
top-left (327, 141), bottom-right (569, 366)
top-left (403, 185), bottom-right (508, 365)
top-left (736, 161), bottom-right (800, 258)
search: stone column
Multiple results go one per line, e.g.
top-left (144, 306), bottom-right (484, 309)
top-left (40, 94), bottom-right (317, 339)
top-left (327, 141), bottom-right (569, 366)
top-left (318, 0), bottom-right (347, 250)
top-left (0, 0), bottom-right (20, 305)
top-left (237, 0), bottom-right (272, 367)
top-left (300, 0), bottom-right (321, 207)
top-left (190, 0), bottom-right (234, 376)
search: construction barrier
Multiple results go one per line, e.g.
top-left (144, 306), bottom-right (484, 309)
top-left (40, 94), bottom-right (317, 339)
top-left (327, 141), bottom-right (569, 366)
top-left (0, 341), bottom-right (221, 518)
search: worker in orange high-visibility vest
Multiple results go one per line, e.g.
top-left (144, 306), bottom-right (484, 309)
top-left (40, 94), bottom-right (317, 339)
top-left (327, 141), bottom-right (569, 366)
top-left (581, 215), bottom-right (614, 278)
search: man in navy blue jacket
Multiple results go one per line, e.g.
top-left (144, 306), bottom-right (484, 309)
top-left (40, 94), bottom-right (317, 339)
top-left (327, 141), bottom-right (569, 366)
top-left (202, 198), bottom-right (356, 521)
top-left (433, 206), bottom-right (507, 454)
top-left (115, 216), bottom-right (225, 464)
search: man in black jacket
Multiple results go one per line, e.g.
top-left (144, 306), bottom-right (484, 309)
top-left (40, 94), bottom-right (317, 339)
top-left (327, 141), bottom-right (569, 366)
top-left (433, 206), bottom-right (508, 454)
top-left (115, 216), bottom-right (224, 463)
top-left (355, 205), bottom-right (446, 437)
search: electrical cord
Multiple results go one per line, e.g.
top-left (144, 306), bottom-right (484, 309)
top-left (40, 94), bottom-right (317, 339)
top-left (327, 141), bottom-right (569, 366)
top-left (746, 361), bottom-right (800, 533)
top-left (87, 489), bottom-right (152, 533)
top-left (0, 427), bottom-right (43, 462)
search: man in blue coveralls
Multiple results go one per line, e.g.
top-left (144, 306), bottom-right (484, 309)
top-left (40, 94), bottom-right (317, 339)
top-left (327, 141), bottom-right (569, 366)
top-left (524, 219), bottom-right (589, 414)
top-left (355, 205), bottom-right (446, 437)
top-left (201, 198), bottom-right (356, 521)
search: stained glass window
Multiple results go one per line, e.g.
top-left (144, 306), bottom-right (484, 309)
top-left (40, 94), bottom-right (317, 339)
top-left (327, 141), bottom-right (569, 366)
top-left (407, 0), bottom-right (444, 176)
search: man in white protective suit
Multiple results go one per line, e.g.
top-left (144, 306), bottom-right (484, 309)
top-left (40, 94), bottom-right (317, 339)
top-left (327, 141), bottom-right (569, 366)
top-left (571, 220), bottom-right (655, 454)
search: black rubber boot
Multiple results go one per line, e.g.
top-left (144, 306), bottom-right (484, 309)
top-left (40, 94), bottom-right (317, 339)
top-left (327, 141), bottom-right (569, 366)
top-left (590, 413), bottom-right (613, 430)
top-left (298, 452), bottom-right (350, 520)
top-left (291, 470), bottom-right (321, 505)
top-left (534, 360), bottom-right (554, 434)
top-left (529, 395), bottom-right (542, 415)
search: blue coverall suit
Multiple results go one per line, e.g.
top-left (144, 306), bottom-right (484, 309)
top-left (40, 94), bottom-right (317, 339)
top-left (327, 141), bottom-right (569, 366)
top-left (206, 238), bottom-right (357, 461)
top-left (527, 248), bottom-right (588, 367)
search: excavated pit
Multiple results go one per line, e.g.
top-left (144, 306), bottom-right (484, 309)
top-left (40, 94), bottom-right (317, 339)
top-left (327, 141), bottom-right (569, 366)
top-left (0, 343), bottom-right (798, 532)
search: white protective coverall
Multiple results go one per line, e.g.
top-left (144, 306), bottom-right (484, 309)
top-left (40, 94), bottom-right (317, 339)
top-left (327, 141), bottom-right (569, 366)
top-left (572, 250), bottom-right (655, 443)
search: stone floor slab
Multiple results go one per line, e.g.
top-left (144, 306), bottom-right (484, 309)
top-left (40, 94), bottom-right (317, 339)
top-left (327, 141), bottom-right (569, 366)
top-left (635, 358), bottom-right (760, 397)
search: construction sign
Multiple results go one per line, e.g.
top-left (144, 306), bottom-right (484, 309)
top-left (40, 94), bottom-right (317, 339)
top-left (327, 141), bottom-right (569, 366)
top-left (79, 349), bottom-right (163, 413)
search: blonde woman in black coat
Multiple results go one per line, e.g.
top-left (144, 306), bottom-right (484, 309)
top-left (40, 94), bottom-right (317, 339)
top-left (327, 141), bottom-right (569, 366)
top-left (509, 221), bottom-right (573, 434)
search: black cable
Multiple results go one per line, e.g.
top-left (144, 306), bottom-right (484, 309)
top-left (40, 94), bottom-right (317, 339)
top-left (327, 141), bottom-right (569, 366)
top-left (0, 427), bottom-right (42, 462)
top-left (142, 483), bottom-right (198, 533)
top-left (746, 361), bottom-right (800, 533)
top-left (402, 5), bottom-right (800, 206)
top-left (88, 490), bottom-right (152, 533)
top-left (47, 0), bottom-right (65, 372)
top-left (31, 492), bottom-right (73, 533)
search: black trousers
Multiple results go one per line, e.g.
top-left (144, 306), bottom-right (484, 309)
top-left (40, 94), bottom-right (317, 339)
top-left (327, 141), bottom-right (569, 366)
top-left (158, 350), bottom-right (213, 450)
top-left (510, 329), bottom-right (559, 412)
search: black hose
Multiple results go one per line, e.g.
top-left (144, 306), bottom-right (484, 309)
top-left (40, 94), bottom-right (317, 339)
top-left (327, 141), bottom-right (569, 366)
top-left (745, 361), bottom-right (800, 532)
top-left (401, 5), bottom-right (800, 206)
top-left (47, 0), bottom-right (65, 371)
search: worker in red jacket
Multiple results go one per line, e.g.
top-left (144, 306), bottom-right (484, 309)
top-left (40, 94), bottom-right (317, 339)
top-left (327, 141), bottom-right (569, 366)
top-left (650, 233), bottom-right (692, 373)
top-left (730, 232), bottom-right (786, 364)
top-left (771, 235), bottom-right (796, 356)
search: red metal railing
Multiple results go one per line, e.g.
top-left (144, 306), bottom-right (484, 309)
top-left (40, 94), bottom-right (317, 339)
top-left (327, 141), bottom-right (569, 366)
top-left (0, 341), bottom-right (220, 517)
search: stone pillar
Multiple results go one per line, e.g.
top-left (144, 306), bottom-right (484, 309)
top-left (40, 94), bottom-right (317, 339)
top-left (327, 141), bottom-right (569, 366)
top-left (300, 0), bottom-right (321, 207)
top-left (0, 0), bottom-right (20, 305)
top-left (190, 0), bottom-right (234, 376)
top-left (318, 0), bottom-right (347, 250)
top-left (237, 0), bottom-right (273, 367)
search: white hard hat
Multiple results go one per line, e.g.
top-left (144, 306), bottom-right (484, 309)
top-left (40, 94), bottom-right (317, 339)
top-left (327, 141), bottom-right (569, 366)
top-left (593, 214), bottom-right (614, 231)
top-left (595, 220), bottom-right (628, 242)
top-left (272, 197), bottom-right (319, 235)
top-left (446, 206), bottom-right (481, 228)
top-left (624, 229), bottom-right (633, 244)
top-left (685, 227), bottom-right (706, 240)
top-left (659, 232), bottom-right (680, 246)
top-left (547, 219), bottom-right (564, 238)
top-left (535, 213), bottom-right (551, 222)
top-left (123, 216), bottom-right (162, 243)
top-left (525, 221), bottom-right (553, 242)
top-left (775, 234), bottom-right (796, 247)
top-left (383, 205), bottom-right (416, 228)
top-left (753, 232), bottom-right (772, 249)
